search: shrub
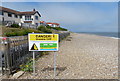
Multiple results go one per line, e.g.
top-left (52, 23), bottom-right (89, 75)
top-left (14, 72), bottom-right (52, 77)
top-left (38, 25), bottom-right (52, 33)
top-left (7, 32), bottom-right (15, 37)
top-left (11, 24), bottom-right (20, 28)
top-left (15, 30), bottom-right (26, 36)
top-left (20, 59), bottom-right (33, 72)
top-left (46, 25), bottom-right (53, 29)
top-left (5, 28), bottom-right (42, 37)
top-left (5, 32), bottom-right (17, 37)
top-left (46, 25), bottom-right (68, 31)
top-left (53, 27), bottom-right (68, 31)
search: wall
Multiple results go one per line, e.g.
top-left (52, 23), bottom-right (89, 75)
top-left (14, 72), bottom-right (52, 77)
top-left (21, 23), bottom-right (37, 29)
top-left (33, 13), bottom-right (40, 26)
top-left (3, 12), bottom-right (21, 23)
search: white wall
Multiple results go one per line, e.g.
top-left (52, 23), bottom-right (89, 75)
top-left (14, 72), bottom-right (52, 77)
top-left (33, 13), bottom-right (40, 26)
top-left (3, 12), bottom-right (21, 23)
top-left (1, 11), bottom-right (41, 27)
top-left (47, 24), bottom-right (53, 27)
top-left (0, 15), bottom-right (2, 21)
top-left (21, 13), bottom-right (40, 26)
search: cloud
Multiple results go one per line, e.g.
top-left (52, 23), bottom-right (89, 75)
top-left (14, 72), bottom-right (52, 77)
top-left (38, 3), bottom-right (117, 32)
top-left (2, 2), bottom-right (118, 32)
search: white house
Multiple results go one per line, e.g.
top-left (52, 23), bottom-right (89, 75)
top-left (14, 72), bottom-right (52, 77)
top-left (0, 6), bottom-right (41, 27)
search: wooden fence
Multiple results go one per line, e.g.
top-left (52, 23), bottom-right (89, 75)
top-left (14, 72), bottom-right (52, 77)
top-left (0, 32), bottom-right (70, 76)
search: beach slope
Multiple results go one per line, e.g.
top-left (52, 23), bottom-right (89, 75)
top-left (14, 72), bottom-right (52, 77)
top-left (20, 33), bottom-right (118, 79)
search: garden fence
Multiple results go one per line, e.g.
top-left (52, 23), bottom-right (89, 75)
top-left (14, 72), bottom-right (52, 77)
top-left (0, 31), bottom-right (70, 76)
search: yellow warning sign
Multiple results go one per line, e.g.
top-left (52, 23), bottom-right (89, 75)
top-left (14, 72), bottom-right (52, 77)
top-left (31, 43), bottom-right (38, 50)
top-left (29, 33), bottom-right (59, 51)
top-left (29, 34), bottom-right (58, 41)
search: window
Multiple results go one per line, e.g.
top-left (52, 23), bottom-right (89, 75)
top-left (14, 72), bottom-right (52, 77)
top-left (25, 15), bottom-right (32, 20)
top-left (36, 23), bottom-right (38, 26)
top-left (35, 16), bottom-right (38, 20)
top-left (20, 15), bottom-right (22, 18)
top-left (0, 11), bottom-right (3, 15)
top-left (14, 14), bottom-right (18, 18)
top-left (8, 13), bottom-right (12, 17)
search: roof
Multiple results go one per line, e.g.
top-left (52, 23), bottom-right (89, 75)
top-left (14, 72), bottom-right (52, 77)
top-left (53, 23), bottom-right (59, 25)
top-left (46, 22), bottom-right (53, 24)
top-left (40, 21), bottom-right (45, 23)
top-left (0, 6), bottom-right (41, 17)
top-left (19, 11), bottom-right (41, 17)
top-left (46, 22), bottom-right (59, 25)
top-left (0, 6), bottom-right (19, 14)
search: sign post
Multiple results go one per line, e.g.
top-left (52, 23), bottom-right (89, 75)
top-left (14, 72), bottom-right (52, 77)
top-left (28, 33), bottom-right (59, 78)
top-left (54, 51), bottom-right (57, 79)
top-left (33, 51), bottom-right (35, 76)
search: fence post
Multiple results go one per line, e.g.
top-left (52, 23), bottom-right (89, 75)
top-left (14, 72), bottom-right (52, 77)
top-left (3, 38), bottom-right (11, 77)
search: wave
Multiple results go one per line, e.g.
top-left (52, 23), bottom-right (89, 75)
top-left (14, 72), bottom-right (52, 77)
top-left (110, 37), bottom-right (120, 39)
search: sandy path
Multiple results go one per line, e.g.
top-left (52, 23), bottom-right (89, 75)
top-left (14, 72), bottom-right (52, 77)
top-left (19, 33), bottom-right (118, 79)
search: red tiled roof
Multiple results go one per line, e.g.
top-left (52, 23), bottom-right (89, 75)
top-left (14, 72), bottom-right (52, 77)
top-left (46, 22), bottom-right (59, 26)
top-left (0, 6), bottom-right (19, 14)
top-left (0, 6), bottom-right (41, 17)
top-left (53, 23), bottom-right (59, 25)
top-left (46, 22), bottom-right (53, 24)
top-left (40, 21), bottom-right (45, 23)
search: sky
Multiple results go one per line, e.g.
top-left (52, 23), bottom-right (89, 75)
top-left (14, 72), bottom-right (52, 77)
top-left (1, 1), bottom-right (118, 32)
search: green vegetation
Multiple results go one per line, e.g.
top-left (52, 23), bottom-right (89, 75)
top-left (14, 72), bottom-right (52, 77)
top-left (20, 59), bottom-right (33, 72)
top-left (11, 24), bottom-right (20, 28)
top-left (3, 27), bottom-right (42, 37)
top-left (2, 24), bottom-right (68, 37)
top-left (19, 52), bottom-right (48, 72)
top-left (46, 25), bottom-right (68, 31)
top-left (38, 25), bottom-right (52, 33)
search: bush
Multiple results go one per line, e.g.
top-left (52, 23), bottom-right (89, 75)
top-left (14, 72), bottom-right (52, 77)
top-left (5, 32), bottom-right (17, 37)
top-left (46, 25), bottom-right (68, 31)
top-left (53, 27), bottom-right (67, 31)
top-left (11, 24), bottom-right (20, 28)
top-left (5, 28), bottom-right (42, 37)
top-left (38, 25), bottom-right (52, 33)
top-left (20, 59), bottom-right (33, 72)
top-left (24, 29), bottom-right (42, 34)
top-left (46, 25), bottom-right (53, 29)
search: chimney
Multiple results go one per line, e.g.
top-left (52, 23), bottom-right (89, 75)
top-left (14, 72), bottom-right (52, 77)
top-left (33, 8), bottom-right (36, 11)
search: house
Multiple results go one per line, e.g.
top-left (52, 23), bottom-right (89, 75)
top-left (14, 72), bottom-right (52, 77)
top-left (0, 6), bottom-right (41, 28)
top-left (40, 21), bottom-right (47, 26)
top-left (46, 22), bottom-right (60, 27)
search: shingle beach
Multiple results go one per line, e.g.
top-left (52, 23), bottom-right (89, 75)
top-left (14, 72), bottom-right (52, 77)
top-left (19, 33), bottom-right (118, 79)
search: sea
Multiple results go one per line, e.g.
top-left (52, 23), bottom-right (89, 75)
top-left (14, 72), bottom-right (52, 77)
top-left (77, 32), bottom-right (119, 38)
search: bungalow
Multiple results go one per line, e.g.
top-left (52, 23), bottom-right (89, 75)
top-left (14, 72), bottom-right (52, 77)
top-left (46, 22), bottom-right (60, 27)
top-left (40, 21), bottom-right (47, 26)
top-left (0, 6), bottom-right (41, 27)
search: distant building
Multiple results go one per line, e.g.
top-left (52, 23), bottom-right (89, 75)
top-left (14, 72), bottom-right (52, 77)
top-left (0, 6), bottom-right (41, 28)
top-left (46, 22), bottom-right (60, 27)
top-left (40, 21), bottom-right (47, 26)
